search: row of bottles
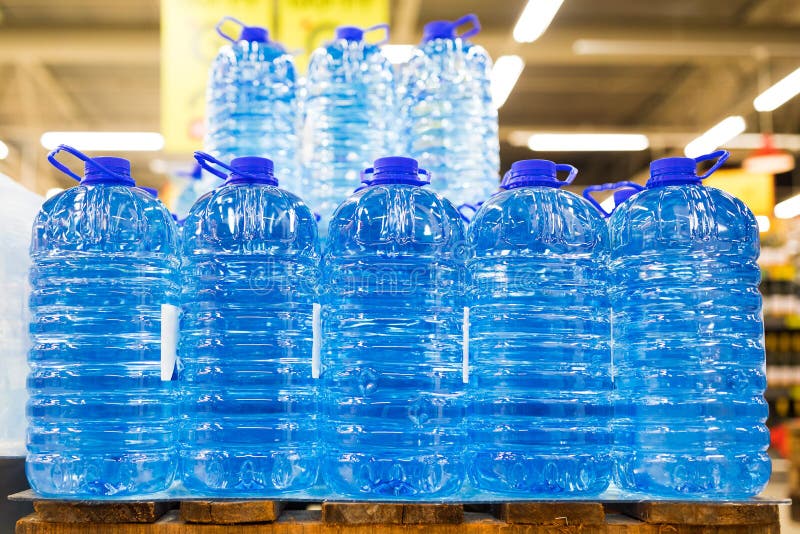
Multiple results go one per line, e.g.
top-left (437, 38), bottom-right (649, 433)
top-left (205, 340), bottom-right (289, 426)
top-left (204, 14), bottom-right (498, 235)
top-left (26, 145), bottom-right (768, 500)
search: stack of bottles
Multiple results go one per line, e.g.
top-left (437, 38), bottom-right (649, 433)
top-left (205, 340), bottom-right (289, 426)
top-left (24, 144), bottom-right (769, 501)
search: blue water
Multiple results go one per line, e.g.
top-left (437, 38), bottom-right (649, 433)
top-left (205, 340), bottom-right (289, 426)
top-left (302, 35), bottom-right (396, 236)
top-left (609, 184), bottom-right (771, 499)
top-left (27, 186), bottom-right (179, 497)
top-left (179, 183), bottom-right (320, 496)
top-left (320, 182), bottom-right (468, 499)
top-left (400, 37), bottom-right (499, 207)
top-left (205, 39), bottom-right (300, 193)
top-left (467, 186), bottom-right (612, 496)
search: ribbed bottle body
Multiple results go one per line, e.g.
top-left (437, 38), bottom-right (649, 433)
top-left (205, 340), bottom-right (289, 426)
top-left (302, 39), bottom-right (395, 234)
top-left (467, 187), bottom-right (612, 496)
top-left (609, 184), bottom-right (770, 498)
top-left (400, 38), bottom-right (499, 207)
top-left (321, 185), bottom-right (467, 498)
top-left (205, 42), bottom-right (300, 193)
top-left (179, 185), bottom-right (320, 496)
top-left (27, 186), bottom-right (179, 497)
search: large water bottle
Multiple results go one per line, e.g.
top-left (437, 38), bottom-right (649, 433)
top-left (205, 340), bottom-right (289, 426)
top-left (321, 156), bottom-right (467, 498)
top-left (27, 146), bottom-right (179, 497)
top-left (610, 150), bottom-right (770, 498)
top-left (302, 24), bottom-right (395, 236)
top-left (0, 175), bottom-right (42, 457)
top-left (400, 14), bottom-right (499, 208)
top-left (205, 17), bottom-right (300, 193)
top-left (466, 160), bottom-right (612, 496)
top-left (179, 153), bottom-right (320, 496)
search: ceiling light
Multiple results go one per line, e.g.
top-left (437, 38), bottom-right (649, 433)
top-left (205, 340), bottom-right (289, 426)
top-left (754, 66), bottom-right (800, 112)
top-left (40, 132), bottom-right (165, 151)
top-left (491, 55), bottom-right (524, 109)
top-left (382, 44), bottom-right (415, 64)
top-left (684, 116), bottom-right (746, 158)
top-left (775, 194), bottom-right (800, 219)
top-left (743, 134), bottom-right (795, 175)
top-left (513, 0), bottom-right (564, 43)
top-left (0, 140), bottom-right (8, 160)
top-left (756, 215), bottom-right (771, 233)
top-left (527, 133), bottom-right (649, 152)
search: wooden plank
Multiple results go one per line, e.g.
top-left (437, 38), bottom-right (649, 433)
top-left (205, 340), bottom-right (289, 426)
top-left (493, 502), bottom-right (606, 525)
top-left (321, 502), bottom-right (404, 524)
top-left (617, 502), bottom-right (780, 526)
top-left (32, 500), bottom-right (172, 524)
top-left (403, 504), bottom-right (464, 524)
top-left (180, 500), bottom-right (285, 524)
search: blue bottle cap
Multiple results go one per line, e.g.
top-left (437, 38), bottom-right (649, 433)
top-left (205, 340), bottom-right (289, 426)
top-left (422, 14), bottom-right (480, 43)
top-left (228, 156), bottom-right (277, 185)
top-left (501, 159), bottom-right (578, 189)
top-left (336, 26), bottom-right (364, 41)
top-left (368, 156), bottom-right (430, 186)
top-left (647, 150), bottom-right (729, 188)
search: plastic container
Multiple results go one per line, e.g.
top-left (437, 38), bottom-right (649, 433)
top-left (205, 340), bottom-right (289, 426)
top-left (205, 16), bottom-right (300, 193)
top-left (0, 174), bottom-right (43, 457)
top-left (27, 146), bottom-right (180, 497)
top-left (609, 150), bottom-right (771, 498)
top-left (302, 24), bottom-right (396, 237)
top-left (321, 156), bottom-right (467, 499)
top-left (399, 14), bottom-right (499, 208)
top-left (466, 159), bottom-right (612, 496)
top-left (179, 152), bottom-right (320, 496)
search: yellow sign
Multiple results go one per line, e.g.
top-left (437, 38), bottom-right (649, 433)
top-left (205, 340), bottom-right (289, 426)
top-left (704, 168), bottom-right (774, 216)
top-left (276, 0), bottom-right (390, 72)
top-left (161, 0), bottom-right (273, 154)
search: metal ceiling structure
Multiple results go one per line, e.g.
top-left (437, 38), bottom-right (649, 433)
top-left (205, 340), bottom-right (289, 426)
top-left (0, 0), bottom-right (798, 195)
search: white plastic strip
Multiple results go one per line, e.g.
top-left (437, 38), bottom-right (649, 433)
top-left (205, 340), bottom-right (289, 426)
top-left (160, 304), bottom-right (180, 381)
top-left (462, 306), bottom-right (470, 384)
top-left (312, 303), bottom-right (321, 379)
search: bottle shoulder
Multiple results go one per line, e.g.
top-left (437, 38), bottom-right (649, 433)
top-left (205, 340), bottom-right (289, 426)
top-left (182, 184), bottom-right (319, 256)
top-left (31, 185), bottom-right (178, 255)
top-left (468, 187), bottom-right (608, 255)
top-left (211, 42), bottom-right (297, 79)
top-left (325, 185), bottom-right (466, 258)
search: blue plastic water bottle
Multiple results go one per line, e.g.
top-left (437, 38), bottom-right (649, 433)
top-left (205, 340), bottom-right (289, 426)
top-left (27, 146), bottom-right (180, 497)
top-left (582, 181), bottom-right (645, 219)
top-left (205, 17), bottom-right (300, 193)
top-left (321, 156), bottom-right (467, 499)
top-left (610, 150), bottom-right (771, 498)
top-left (179, 152), bottom-right (320, 496)
top-left (400, 14), bottom-right (499, 208)
top-left (302, 24), bottom-right (396, 236)
top-left (466, 160), bottom-right (613, 496)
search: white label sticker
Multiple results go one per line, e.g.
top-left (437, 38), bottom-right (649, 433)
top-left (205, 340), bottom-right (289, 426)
top-left (161, 304), bottom-right (180, 381)
top-left (312, 303), bottom-right (321, 379)
top-left (462, 306), bottom-right (470, 384)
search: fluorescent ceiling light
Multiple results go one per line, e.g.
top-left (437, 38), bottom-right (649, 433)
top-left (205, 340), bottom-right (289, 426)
top-left (775, 194), bottom-right (800, 219)
top-left (382, 44), bottom-right (414, 64)
top-left (0, 140), bottom-right (8, 159)
top-left (513, 0), bottom-right (564, 43)
top-left (684, 116), bottom-right (746, 159)
top-left (754, 67), bottom-right (800, 112)
top-left (40, 132), bottom-right (164, 151)
top-left (527, 133), bottom-right (649, 152)
top-left (756, 215), bottom-right (770, 233)
top-left (491, 55), bottom-right (524, 109)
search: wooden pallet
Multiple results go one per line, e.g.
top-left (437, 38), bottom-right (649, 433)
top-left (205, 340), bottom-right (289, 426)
top-left (14, 499), bottom-right (781, 533)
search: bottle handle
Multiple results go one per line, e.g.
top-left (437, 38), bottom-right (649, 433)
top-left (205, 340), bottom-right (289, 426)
top-left (695, 150), bottom-right (729, 179)
top-left (364, 23), bottom-right (390, 46)
top-left (555, 164), bottom-right (578, 185)
top-left (457, 203), bottom-right (479, 223)
top-left (216, 16), bottom-right (246, 43)
top-left (582, 181), bottom-right (645, 218)
top-left (454, 14), bottom-right (480, 39)
top-left (47, 144), bottom-right (128, 183)
top-left (193, 151), bottom-right (231, 180)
